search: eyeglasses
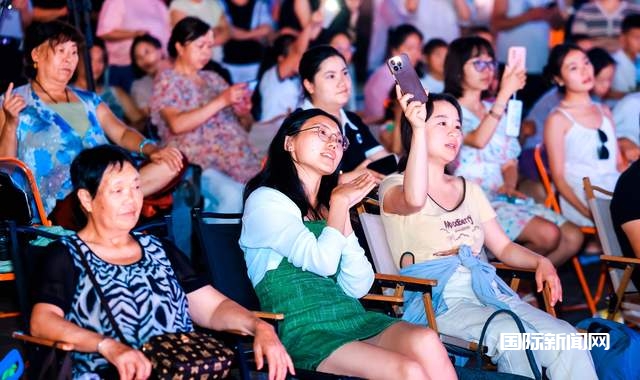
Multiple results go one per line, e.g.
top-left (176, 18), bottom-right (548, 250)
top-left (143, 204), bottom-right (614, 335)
top-left (471, 59), bottom-right (497, 73)
top-left (293, 125), bottom-right (350, 151)
top-left (597, 129), bottom-right (609, 160)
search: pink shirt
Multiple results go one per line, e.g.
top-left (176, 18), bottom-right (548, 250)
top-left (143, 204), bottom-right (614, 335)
top-left (97, 0), bottom-right (170, 66)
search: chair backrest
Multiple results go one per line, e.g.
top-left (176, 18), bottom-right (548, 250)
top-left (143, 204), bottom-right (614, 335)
top-left (0, 158), bottom-right (51, 226)
top-left (356, 204), bottom-right (399, 275)
top-left (583, 177), bottom-right (637, 292)
top-left (191, 209), bottom-right (261, 312)
top-left (3, 221), bottom-right (64, 329)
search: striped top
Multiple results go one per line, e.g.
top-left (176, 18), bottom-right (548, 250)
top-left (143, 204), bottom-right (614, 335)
top-left (571, 1), bottom-right (640, 38)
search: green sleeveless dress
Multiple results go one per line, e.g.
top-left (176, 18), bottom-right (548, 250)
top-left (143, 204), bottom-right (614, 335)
top-left (254, 220), bottom-right (398, 370)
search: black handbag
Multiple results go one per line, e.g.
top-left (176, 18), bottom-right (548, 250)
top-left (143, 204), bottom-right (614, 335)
top-left (71, 238), bottom-right (234, 379)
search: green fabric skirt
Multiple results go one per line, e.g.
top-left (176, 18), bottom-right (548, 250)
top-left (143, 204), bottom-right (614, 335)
top-left (254, 220), bottom-right (398, 370)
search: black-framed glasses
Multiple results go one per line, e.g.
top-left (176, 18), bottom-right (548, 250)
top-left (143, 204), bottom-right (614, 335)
top-left (471, 59), bottom-right (497, 73)
top-left (293, 125), bottom-right (350, 151)
top-left (597, 128), bottom-right (609, 160)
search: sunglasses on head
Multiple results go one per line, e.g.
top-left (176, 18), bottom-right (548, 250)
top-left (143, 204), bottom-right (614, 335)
top-left (471, 59), bottom-right (497, 73)
top-left (597, 128), bottom-right (609, 160)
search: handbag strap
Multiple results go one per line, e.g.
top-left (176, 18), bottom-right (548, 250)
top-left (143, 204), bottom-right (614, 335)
top-left (477, 309), bottom-right (542, 380)
top-left (68, 236), bottom-right (128, 345)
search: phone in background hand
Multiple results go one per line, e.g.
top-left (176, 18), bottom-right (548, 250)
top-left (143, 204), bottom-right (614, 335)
top-left (387, 54), bottom-right (428, 104)
top-left (366, 154), bottom-right (399, 175)
top-left (507, 46), bottom-right (526, 71)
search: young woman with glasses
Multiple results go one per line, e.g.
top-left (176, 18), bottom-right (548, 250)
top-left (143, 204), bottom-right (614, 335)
top-left (543, 43), bottom-right (622, 227)
top-left (240, 108), bottom-right (456, 379)
top-left (446, 37), bottom-right (584, 267)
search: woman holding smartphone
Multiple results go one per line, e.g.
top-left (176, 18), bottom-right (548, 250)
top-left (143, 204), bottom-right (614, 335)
top-left (240, 108), bottom-right (456, 379)
top-left (448, 36), bottom-right (583, 267)
top-left (151, 17), bottom-right (260, 212)
top-left (299, 45), bottom-right (392, 182)
top-left (379, 89), bottom-right (598, 379)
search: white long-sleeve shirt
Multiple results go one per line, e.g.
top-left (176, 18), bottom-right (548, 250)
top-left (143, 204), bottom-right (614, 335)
top-left (240, 187), bottom-right (374, 298)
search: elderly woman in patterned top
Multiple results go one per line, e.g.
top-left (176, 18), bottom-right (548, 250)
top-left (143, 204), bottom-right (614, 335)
top-left (31, 145), bottom-right (294, 380)
top-left (0, 20), bottom-right (183, 222)
top-left (151, 17), bottom-right (261, 213)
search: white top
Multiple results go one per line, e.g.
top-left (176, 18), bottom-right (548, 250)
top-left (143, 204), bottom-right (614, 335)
top-left (555, 106), bottom-right (619, 225)
top-left (240, 187), bottom-right (375, 298)
top-left (612, 49), bottom-right (637, 94)
top-left (612, 91), bottom-right (640, 145)
top-left (258, 66), bottom-right (302, 121)
top-left (420, 73), bottom-right (444, 94)
top-left (170, 0), bottom-right (225, 62)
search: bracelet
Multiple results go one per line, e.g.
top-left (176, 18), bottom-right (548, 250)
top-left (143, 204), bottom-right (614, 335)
top-left (487, 109), bottom-right (503, 120)
top-left (138, 138), bottom-right (155, 156)
top-left (96, 337), bottom-right (109, 354)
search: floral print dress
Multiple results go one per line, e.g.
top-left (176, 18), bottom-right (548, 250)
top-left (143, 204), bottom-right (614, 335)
top-left (150, 69), bottom-right (261, 183)
top-left (453, 102), bottom-right (566, 240)
top-left (5, 84), bottom-right (109, 214)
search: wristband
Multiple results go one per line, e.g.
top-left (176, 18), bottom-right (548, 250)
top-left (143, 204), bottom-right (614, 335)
top-left (488, 109), bottom-right (503, 120)
top-left (138, 138), bottom-right (155, 156)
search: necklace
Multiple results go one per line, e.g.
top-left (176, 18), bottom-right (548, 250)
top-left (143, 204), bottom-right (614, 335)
top-left (33, 78), bottom-right (70, 104)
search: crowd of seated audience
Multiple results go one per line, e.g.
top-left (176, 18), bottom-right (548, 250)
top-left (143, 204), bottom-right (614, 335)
top-left (3, 0), bottom-right (640, 378)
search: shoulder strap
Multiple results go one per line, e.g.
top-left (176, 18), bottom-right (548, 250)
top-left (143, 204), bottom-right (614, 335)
top-left (554, 107), bottom-right (576, 124)
top-left (67, 236), bottom-right (128, 345)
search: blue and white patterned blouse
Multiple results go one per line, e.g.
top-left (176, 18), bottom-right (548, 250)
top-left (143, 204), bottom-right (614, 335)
top-left (8, 84), bottom-right (109, 214)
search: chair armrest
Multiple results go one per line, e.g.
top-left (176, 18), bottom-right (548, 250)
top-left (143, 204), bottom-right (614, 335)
top-left (440, 333), bottom-right (486, 354)
top-left (13, 331), bottom-right (74, 351)
top-left (361, 294), bottom-right (404, 303)
top-left (375, 273), bottom-right (438, 286)
top-left (253, 311), bottom-right (284, 321)
top-left (600, 255), bottom-right (640, 266)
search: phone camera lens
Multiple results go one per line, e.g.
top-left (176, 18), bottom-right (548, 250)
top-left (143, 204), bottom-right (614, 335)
top-left (393, 66), bottom-right (399, 71)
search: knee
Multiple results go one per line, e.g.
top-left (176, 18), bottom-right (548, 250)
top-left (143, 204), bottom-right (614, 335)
top-left (410, 327), bottom-right (441, 349)
top-left (560, 222), bottom-right (585, 251)
top-left (530, 219), bottom-right (561, 252)
top-left (395, 358), bottom-right (428, 380)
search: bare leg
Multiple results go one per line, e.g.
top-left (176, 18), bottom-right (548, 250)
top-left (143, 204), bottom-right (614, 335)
top-left (544, 222), bottom-right (584, 266)
top-left (317, 322), bottom-right (457, 380)
top-left (139, 161), bottom-right (180, 196)
top-left (517, 217), bottom-right (561, 255)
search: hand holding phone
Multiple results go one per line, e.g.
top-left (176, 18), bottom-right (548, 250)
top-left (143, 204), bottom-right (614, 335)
top-left (387, 53), bottom-right (428, 104)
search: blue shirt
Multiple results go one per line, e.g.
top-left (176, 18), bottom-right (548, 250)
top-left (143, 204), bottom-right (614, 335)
top-left (9, 84), bottom-right (108, 214)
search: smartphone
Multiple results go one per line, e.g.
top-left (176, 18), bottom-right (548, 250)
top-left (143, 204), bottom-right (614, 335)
top-left (387, 54), bottom-right (428, 104)
top-left (367, 154), bottom-right (399, 175)
top-left (246, 79), bottom-right (258, 92)
top-left (508, 46), bottom-right (526, 71)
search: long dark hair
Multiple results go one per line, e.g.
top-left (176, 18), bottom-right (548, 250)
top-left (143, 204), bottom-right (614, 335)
top-left (398, 93), bottom-right (462, 172)
top-left (244, 108), bottom-right (342, 220)
top-left (130, 33), bottom-right (162, 78)
top-left (443, 36), bottom-right (494, 98)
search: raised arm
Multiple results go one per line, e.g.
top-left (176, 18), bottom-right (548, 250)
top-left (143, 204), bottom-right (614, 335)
top-left (462, 65), bottom-right (525, 148)
top-left (490, 0), bottom-right (555, 32)
top-left (0, 83), bottom-right (26, 157)
top-left (381, 90), bottom-right (429, 215)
